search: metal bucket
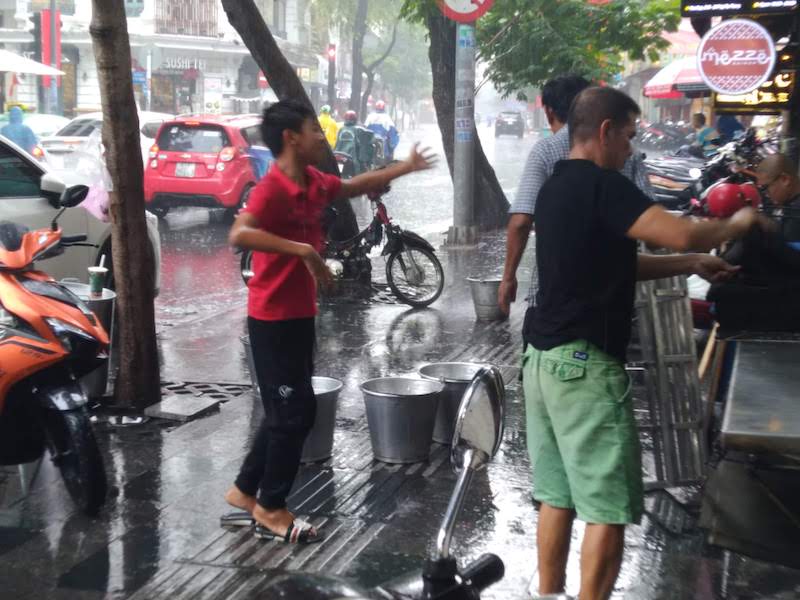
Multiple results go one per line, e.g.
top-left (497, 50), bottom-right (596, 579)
top-left (241, 336), bottom-right (342, 463)
top-left (302, 376), bottom-right (343, 463)
top-left (360, 377), bottom-right (443, 464)
top-left (419, 362), bottom-right (485, 444)
top-left (60, 281), bottom-right (116, 399)
top-left (467, 277), bottom-right (505, 321)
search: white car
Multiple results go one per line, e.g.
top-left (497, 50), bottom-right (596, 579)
top-left (0, 135), bottom-right (161, 293)
top-left (39, 111), bottom-right (174, 169)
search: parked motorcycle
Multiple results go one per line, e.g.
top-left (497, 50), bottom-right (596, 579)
top-left (241, 183), bottom-right (445, 307)
top-left (0, 175), bottom-right (109, 516)
top-left (252, 365), bottom-right (507, 599)
top-left (645, 128), bottom-right (775, 212)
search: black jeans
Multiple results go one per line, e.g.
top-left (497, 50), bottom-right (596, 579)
top-left (235, 317), bottom-right (316, 509)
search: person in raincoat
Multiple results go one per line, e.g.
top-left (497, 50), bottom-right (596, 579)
top-left (1, 107), bottom-right (37, 154)
top-left (365, 100), bottom-right (399, 160)
top-left (317, 105), bottom-right (338, 147)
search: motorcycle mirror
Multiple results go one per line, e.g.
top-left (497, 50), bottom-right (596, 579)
top-left (40, 172), bottom-right (67, 209)
top-left (433, 365), bottom-right (505, 561)
top-left (60, 185), bottom-right (90, 208)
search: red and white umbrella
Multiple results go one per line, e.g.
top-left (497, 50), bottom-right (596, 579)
top-left (643, 57), bottom-right (706, 99)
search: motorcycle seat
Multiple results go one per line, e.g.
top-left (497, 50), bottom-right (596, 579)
top-left (0, 221), bottom-right (30, 252)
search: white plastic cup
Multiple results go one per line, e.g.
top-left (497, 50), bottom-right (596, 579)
top-left (88, 266), bottom-right (108, 297)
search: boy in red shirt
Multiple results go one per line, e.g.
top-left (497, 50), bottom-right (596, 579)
top-left (225, 100), bottom-right (435, 543)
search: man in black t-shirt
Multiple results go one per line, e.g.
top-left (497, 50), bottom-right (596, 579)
top-left (523, 87), bottom-right (765, 600)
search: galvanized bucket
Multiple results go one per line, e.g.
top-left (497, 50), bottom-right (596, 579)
top-left (360, 377), bottom-right (443, 464)
top-left (302, 376), bottom-right (343, 463)
top-left (466, 277), bottom-right (505, 321)
top-left (418, 362), bottom-right (486, 444)
top-left (242, 336), bottom-right (342, 463)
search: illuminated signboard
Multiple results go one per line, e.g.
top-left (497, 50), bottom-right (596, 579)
top-left (681, 1), bottom-right (798, 16)
top-left (714, 71), bottom-right (795, 114)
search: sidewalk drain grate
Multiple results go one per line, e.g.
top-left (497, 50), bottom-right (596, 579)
top-left (160, 381), bottom-right (252, 402)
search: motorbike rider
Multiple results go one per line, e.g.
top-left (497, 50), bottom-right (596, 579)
top-left (1, 106), bottom-right (37, 154)
top-left (523, 86), bottom-right (764, 600)
top-left (225, 100), bottom-right (435, 544)
top-left (499, 74), bottom-right (654, 316)
top-left (691, 112), bottom-right (720, 157)
top-left (317, 105), bottom-right (338, 147)
top-left (334, 110), bottom-right (377, 175)
top-left (365, 100), bottom-right (399, 160)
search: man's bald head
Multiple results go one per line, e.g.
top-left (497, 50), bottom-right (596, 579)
top-left (757, 154), bottom-right (800, 206)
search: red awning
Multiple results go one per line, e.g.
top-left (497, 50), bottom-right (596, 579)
top-left (643, 57), bottom-right (705, 99)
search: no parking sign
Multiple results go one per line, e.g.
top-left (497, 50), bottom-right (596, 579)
top-left (438, 0), bottom-right (494, 23)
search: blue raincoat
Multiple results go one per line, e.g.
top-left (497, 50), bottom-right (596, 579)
top-left (1, 107), bottom-right (37, 154)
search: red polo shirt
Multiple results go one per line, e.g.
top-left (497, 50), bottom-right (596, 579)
top-left (244, 164), bottom-right (342, 321)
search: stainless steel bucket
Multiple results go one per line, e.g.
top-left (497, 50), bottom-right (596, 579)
top-left (360, 377), bottom-right (443, 464)
top-left (466, 278), bottom-right (505, 321)
top-left (418, 362), bottom-right (485, 444)
top-left (302, 376), bottom-right (343, 463)
top-left (242, 336), bottom-right (342, 463)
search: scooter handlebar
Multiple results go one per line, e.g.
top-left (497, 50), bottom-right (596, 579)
top-left (61, 234), bottom-right (88, 244)
top-left (461, 553), bottom-right (505, 592)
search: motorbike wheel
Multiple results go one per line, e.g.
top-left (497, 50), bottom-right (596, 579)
top-left (45, 408), bottom-right (107, 516)
top-left (241, 250), bottom-right (253, 285)
top-left (386, 246), bottom-right (444, 307)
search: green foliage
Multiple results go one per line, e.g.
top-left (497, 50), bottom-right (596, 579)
top-left (310, 0), bottom-right (401, 34)
top-left (366, 23), bottom-right (432, 103)
top-left (401, 0), bottom-right (680, 96)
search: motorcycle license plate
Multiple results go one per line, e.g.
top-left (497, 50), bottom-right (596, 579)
top-left (175, 162), bottom-right (196, 178)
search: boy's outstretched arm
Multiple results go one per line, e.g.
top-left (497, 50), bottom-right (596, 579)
top-left (338, 143), bottom-right (437, 199)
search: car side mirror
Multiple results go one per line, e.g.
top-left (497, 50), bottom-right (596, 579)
top-left (60, 184), bottom-right (89, 208)
top-left (40, 172), bottom-right (66, 209)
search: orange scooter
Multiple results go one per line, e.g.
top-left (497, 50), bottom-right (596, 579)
top-left (0, 183), bottom-right (109, 515)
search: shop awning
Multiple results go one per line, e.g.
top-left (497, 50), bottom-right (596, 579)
top-left (643, 57), bottom-right (706, 99)
top-left (0, 49), bottom-right (64, 76)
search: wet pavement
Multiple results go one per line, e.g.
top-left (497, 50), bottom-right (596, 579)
top-left (2, 126), bottom-right (800, 599)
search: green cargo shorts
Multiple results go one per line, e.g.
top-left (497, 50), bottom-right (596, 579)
top-left (522, 339), bottom-right (643, 525)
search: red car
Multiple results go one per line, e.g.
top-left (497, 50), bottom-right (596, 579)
top-left (144, 114), bottom-right (274, 218)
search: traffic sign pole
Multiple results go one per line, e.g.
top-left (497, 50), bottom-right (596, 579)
top-left (449, 23), bottom-right (478, 246)
top-left (440, 0), bottom-right (493, 246)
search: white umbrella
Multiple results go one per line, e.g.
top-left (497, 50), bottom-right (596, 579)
top-left (0, 49), bottom-right (64, 76)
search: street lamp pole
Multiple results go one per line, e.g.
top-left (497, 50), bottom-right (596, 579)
top-left (327, 43), bottom-right (337, 108)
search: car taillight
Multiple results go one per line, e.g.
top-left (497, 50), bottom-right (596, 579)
top-left (149, 144), bottom-right (159, 159)
top-left (219, 147), bottom-right (237, 162)
top-left (31, 145), bottom-right (45, 160)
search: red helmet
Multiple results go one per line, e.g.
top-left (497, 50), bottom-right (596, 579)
top-left (375, 100), bottom-right (386, 111)
top-left (738, 182), bottom-right (762, 209)
top-left (705, 182), bottom-right (746, 218)
top-left (344, 110), bottom-right (358, 125)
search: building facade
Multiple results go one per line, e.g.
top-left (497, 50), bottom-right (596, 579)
top-left (0, 0), bottom-right (328, 116)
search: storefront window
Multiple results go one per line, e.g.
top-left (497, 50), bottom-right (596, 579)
top-left (29, 1), bottom-right (75, 15)
top-left (155, 0), bottom-right (218, 37)
top-left (125, 0), bottom-right (144, 17)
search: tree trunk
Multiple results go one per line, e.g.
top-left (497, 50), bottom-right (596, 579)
top-left (360, 21), bottom-right (398, 120)
top-left (426, 12), bottom-right (509, 230)
top-left (360, 71), bottom-right (375, 120)
top-left (349, 0), bottom-right (369, 112)
top-left (89, 0), bottom-right (160, 410)
top-left (221, 0), bottom-right (358, 240)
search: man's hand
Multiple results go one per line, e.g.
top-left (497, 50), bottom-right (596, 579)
top-left (300, 246), bottom-right (333, 290)
top-left (404, 142), bottom-right (437, 173)
top-left (693, 254), bottom-right (740, 283)
top-left (498, 277), bottom-right (518, 316)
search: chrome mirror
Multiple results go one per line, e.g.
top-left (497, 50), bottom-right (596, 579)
top-left (434, 365), bottom-right (505, 561)
top-left (451, 364), bottom-right (505, 471)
